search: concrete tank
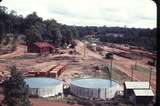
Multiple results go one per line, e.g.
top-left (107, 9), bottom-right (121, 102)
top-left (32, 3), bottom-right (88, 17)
top-left (70, 78), bottom-right (119, 99)
top-left (25, 77), bottom-right (63, 97)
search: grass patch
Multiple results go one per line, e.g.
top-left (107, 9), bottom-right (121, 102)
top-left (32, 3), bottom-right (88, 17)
top-left (102, 66), bottom-right (130, 83)
top-left (11, 55), bottom-right (38, 60)
top-left (112, 68), bottom-right (131, 83)
top-left (111, 69), bottom-right (124, 81)
top-left (132, 65), bottom-right (150, 76)
top-left (0, 59), bottom-right (7, 63)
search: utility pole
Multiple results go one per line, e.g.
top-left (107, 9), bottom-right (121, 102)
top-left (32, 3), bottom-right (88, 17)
top-left (84, 43), bottom-right (86, 58)
top-left (83, 41), bottom-right (88, 59)
top-left (149, 68), bottom-right (152, 89)
top-left (109, 54), bottom-right (113, 87)
top-left (110, 59), bottom-right (112, 87)
top-left (112, 44), bottom-right (114, 53)
top-left (131, 65), bottom-right (134, 81)
top-left (110, 58), bottom-right (113, 78)
top-left (135, 56), bottom-right (137, 69)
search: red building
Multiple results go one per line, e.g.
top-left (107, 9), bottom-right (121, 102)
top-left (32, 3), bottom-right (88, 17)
top-left (28, 42), bottom-right (55, 54)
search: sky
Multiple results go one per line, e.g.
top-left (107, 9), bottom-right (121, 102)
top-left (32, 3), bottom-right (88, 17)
top-left (1, 0), bottom-right (156, 28)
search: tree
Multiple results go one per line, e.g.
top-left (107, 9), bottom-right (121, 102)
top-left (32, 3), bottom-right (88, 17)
top-left (44, 19), bottom-right (57, 34)
top-left (46, 27), bottom-right (62, 47)
top-left (25, 25), bottom-right (42, 46)
top-left (64, 28), bottom-right (74, 44)
top-left (44, 19), bottom-right (62, 46)
top-left (71, 26), bottom-right (79, 38)
top-left (0, 6), bottom-right (7, 43)
top-left (24, 12), bottom-right (42, 29)
top-left (2, 66), bottom-right (31, 106)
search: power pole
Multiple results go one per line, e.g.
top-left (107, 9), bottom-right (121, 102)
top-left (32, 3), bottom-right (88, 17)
top-left (110, 59), bottom-right (113, 87)
top-left (149, 69), bottom-right (152, 89)
top-left (135, 56), bottom-right (137, 68)
top-left (84, 43), bottom-right (86, 58)
top-left (109, 54), bottom-right (113, 87)
top-left (83, 41), bottom-right (88, 59)
top-left (131, 65), bottom-right (134, 81)
top-left (110, 58), bottom-right (113, 79)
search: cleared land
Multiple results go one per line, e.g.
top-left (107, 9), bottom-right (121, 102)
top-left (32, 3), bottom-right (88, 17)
top-left (0, 40), bottom-right (156, 105)
top-left (0, 40), bottom-right (156, 88)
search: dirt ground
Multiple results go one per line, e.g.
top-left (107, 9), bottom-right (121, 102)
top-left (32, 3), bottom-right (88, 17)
top-left (0, 40), bottom-right (156, 105)
top-left (73, 40), bottom-right (156, 92)
top-left (0, 95), bottom-right (81, 106)
top-left (31, 98), bottom-right (81, 106)
top-left (102, 43), bottom-right (156, 90)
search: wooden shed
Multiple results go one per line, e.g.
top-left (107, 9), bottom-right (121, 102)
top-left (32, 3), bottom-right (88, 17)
top-left (124, 81), bottom-right (150, 97)
top-left (124, 81), bottom-right (154, 105)
top-left (132, 89), bottom-right (154, 105)
top-left (27, 42), bottom-right (55, 54)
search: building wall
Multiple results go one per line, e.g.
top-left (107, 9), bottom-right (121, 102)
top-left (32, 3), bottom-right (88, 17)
top-left (125, 89), bottom-right (154, 105)
top-left (124, 89), bottom-right (133, 98)
top-left (27, 43), bottom-right (53, 54)
top-left (27, 44), bottom-right (40, 53)
top-left (135, 96), bottom-right (153, 105)
top-left (49, 72), bottom-right (57, 78)
top-left (38, 72), bottom-right (48, 77)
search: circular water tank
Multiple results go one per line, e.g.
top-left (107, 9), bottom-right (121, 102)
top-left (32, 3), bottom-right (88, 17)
top-left (70, 78), bottom-right (119, 99)
top-left (25, 77), bottom-right (63, 97)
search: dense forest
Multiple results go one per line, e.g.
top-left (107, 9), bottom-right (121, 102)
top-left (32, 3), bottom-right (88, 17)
top-left (77, 26), bottom-right (156, 51)
top-left (0, 6), bottom-right (156, 52)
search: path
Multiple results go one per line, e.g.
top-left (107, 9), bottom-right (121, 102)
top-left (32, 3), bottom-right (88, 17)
top-left (75, 40), bottom-right (156, 91)
top-left (0, 44), bottom-right (26, 59)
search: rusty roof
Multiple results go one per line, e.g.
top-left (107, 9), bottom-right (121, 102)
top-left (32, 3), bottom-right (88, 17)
top-left (34, 42), bottom-right (54, 48)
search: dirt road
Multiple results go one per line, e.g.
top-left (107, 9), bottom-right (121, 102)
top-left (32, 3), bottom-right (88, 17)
top-left (0, 44), bottom-right (26, 59)
top-left (75, 40), bottom-right (102, 60)
top-left (75, 40), bottom-right (156, 90)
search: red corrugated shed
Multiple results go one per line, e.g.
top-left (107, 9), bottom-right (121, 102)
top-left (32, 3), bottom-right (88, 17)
top-left (28, 42), bottom-right (55, 54)
top-left (34, 42), bottom-right (54, 49)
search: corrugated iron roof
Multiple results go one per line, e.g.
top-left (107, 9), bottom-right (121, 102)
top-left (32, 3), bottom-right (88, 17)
top-left (125, 81), bottom-right (150, 89)
top-left (133, 89), bottom-right (154, 96)
top-left (34, 42), bottom-right (54, 48)
top-left (50, 64), bottom-right (66, 73)
top-left (40, 64), bottom-right (57, 72)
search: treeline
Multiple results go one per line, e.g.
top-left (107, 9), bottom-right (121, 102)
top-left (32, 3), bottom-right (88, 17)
top-left (76, 26), bottom-right (156, 51)
top-left (0, 6), bottom-right (79, 48)
top-left (0, 6), bottom-right (156, 51)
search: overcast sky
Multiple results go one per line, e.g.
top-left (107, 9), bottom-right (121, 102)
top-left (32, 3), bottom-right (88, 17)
top-left (1, 0), bottom-right (156, 28)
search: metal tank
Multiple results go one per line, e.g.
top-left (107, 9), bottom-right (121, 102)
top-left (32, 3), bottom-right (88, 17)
top-left (70, 78), bottom-right (119, 99)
